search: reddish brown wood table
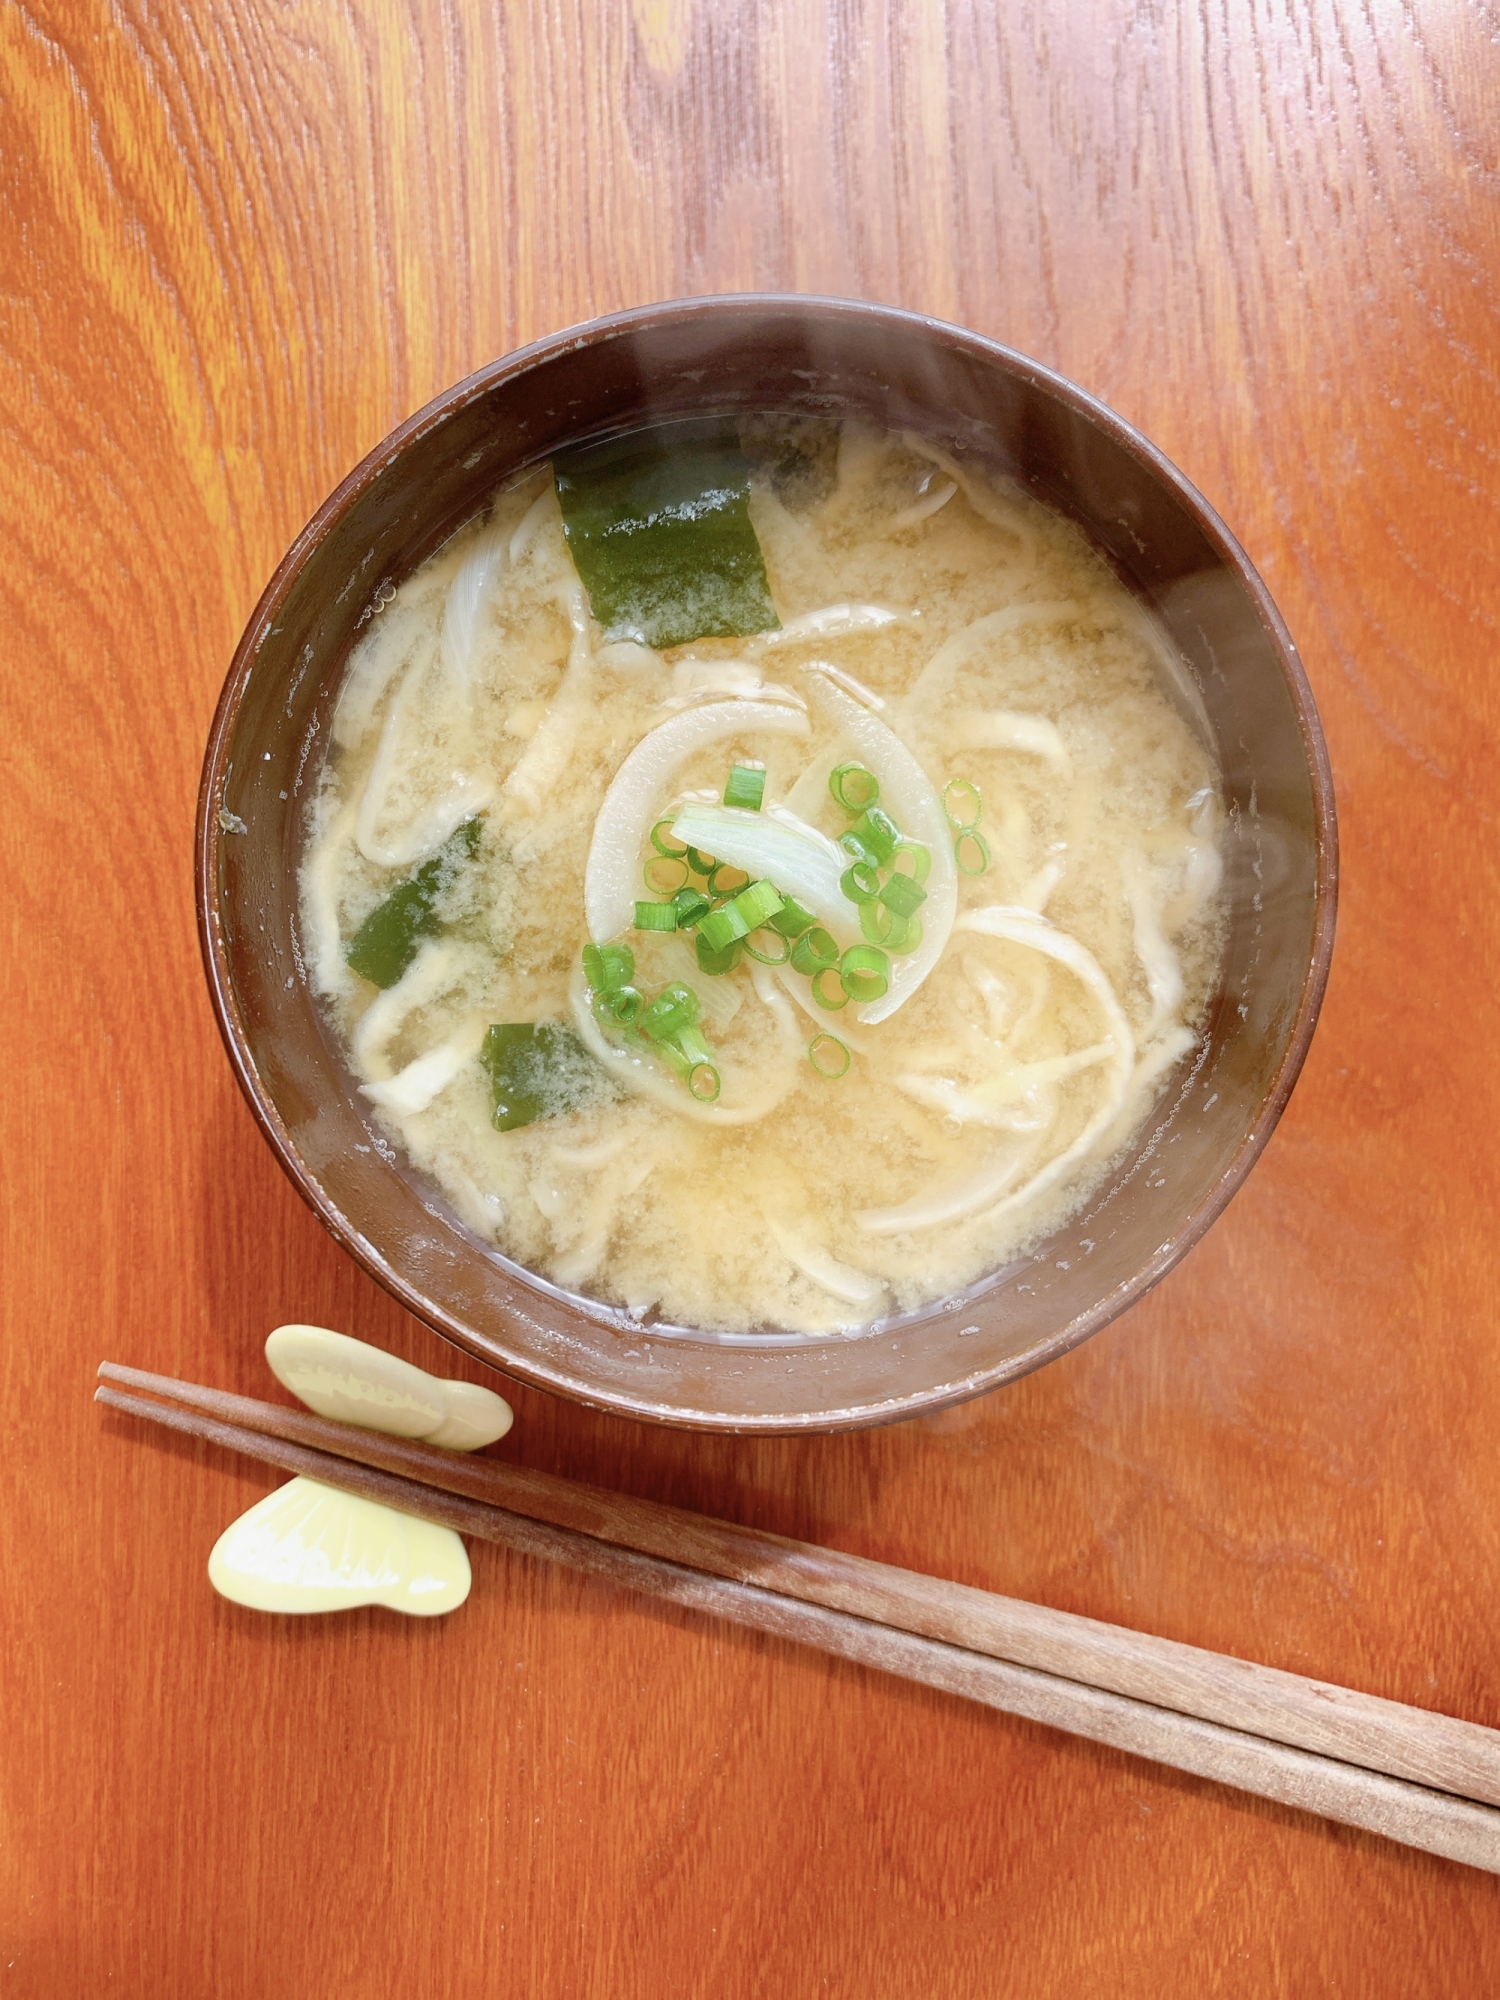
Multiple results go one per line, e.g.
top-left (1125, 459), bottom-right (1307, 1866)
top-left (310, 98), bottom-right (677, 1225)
top-left (4, 3), bottom-right (1498, 1991)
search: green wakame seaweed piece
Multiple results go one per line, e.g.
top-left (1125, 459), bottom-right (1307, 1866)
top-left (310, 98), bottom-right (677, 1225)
top-left (479, 1022), bottom-right (604, 1133)
top-left (345, 817), bottom-right (482, 989)
top-left (553, 425), bottom-right (780, 650)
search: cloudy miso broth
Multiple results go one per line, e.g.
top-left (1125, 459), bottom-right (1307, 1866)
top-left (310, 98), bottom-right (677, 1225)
top-left (300, 420), bottom-right (1226, 1335)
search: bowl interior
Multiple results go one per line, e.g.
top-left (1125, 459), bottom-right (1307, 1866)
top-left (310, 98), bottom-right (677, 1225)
top-left (199, 297), bottom-right (1335, 1431)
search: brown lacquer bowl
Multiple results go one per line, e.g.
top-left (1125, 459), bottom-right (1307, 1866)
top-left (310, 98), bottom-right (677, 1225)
top-left (198, 296), bottom-right (1336, 1432)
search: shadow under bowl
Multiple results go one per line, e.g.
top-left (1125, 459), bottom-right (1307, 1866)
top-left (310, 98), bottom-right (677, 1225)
top-left (197, 294), bottom-right (1337, 1433)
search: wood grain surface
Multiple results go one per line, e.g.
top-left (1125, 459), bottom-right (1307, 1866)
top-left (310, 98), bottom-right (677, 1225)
top-left (3, 1), bottom-right (1498, 1993)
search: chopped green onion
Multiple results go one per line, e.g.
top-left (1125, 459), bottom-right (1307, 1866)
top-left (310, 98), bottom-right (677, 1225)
top-left (698, 902), bottom-right (752, 951)
top-left (685, 845), bottom-right (717, 877)
top-left (634, 899), bottom-right (678, 932)
top-left (706, 860), bottom-right (750, 898)
top-left (838, 829), bottom-right (880, 870)
top-left (583, 941), bottom-right (636, 993)
top-left (696, 933), bottom-right (743, 976)
top-left (644, 853), bottom-right (690, 895)
top-left (730, 877), bottom-right (785, 931)
top-left (687, 1061), bottom-right (721, 1102)
top-left (878, 872), bottom-right (927, 920)
top-left (768, 895), bottom-right (816, 938)
top-left (811, 966), bottom-right (848, 1010)
top-left (851, 807), bottom-right (900, 865)
top-left (741, 927), bottom-right (790, 965)
top-left (640, 981), bottom-right (702, 1043)
top-left (651, 819), bottom-right (690, 859)
top-left (829, 762), bottom-right (879, 813)
top-left (856, 905), bottom-right (921, 953)
top-left (943, 777), bottom-right (983, 831)
top-left (677, 1023), bottom-right (714, 1066)
top-left (672, 886), bottom-right (713, 928)
top-left (955, 829), bottom-right (991, 876)
top-left (594, 984), bottom-right (642, 1026)
top-left (723, 763), bottom-right (767, 811)
top-left (790, 926), bottom-right (839, 976)
top-left (840, 862), bottom-right (880, 905)
top-left (890, 839), bottom-right (931, 884)
top-left (839, 945), bottom-right (890, 1003)
top-left (807, 1032), bottom-right (851, 1080)
top-left (859, 901), bottom-right (895, 945)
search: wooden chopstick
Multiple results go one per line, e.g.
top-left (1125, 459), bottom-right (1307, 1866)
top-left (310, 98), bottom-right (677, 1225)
top-left (96, 1367), bottom-right (1500, 1874)
top-left (96, 1362), bottom-right (1500, 1805)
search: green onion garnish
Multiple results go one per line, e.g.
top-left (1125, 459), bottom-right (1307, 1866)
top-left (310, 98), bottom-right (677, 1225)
top-left (698, 902), bottom-right (752, 951)
top-left (583, 941), bottom-right (635, 993)
top-left (811, 966), bottom-right (848, 1010)
top-left (634, 899), bottom-right (678, 932)
top-left (707, 861), bottom-right (750, 898)
top-left (839, 945), bottom-right (890, 1003)
top-left (677, 1022), bottom-right (714, 1066)
top-left (851, 806), bottom-right (900, 865)
top-left (730, 877), bottom-right (785, 931)
top-left (685, 845), bottom-right (717, 877)
top-left (644, 853), bottom-right (690, 896)
top-left (942, 777), bottom-right (983, 831)
top-left (838, 829), bottom-right (880, 870)
top-left (789, 926), bottom-right (839, 976)
top-left (640, 981), bottom-right (702, 1043)
top-left (595, 984), bottom-right (642, 1026)
top-left (878, 871), bottom-right (927, 920)
top-left (807, 1032), bottom-right (851, 1079)
top-left (696, 933), bottom-right (743, 976)
top-left (723, 763), bottom-right (767, 812)
top-left (955, 829), bottom-right (991, 876)
top-left (687, 1062), bottom-right (721, 1102)
top-left (768, 895), bottom-right (816, 938)
top-left (651, 819), bottom-right (690, 859)
top-left (890, 839), bottom-right (931, 884)
top-left (676, 1023), bottom-right (721, 1101)
top-left (840, 862), bottom-right (880, 905)
top-left (830, 762), bottom-right (879, 813)
top-left (741, 928), bottom-right (791, 965)
top-left (672, 886), bottom-right (713, 928)
top-left (859, 901), bottom-right (895, 945)
top-left (856, 905), bottom-right (920, 953)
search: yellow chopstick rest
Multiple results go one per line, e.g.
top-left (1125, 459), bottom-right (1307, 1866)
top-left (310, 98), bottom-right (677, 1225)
top-left (206, 1326), bottom-right (513, 1617)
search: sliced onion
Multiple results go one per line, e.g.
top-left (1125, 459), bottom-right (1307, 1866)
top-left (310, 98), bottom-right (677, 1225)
top-left (806, 674), bottom-right (957, 1024)
top-left (584, 700), bottom-right (810, 943)
top-left (441, 518), bottom-right (509, 686)
top-left (748, 603), bottom-right (917, 650)
top-left (763, 1212), bottom-right (888, 1309)
top-left (855, 906), bottom-right (1135, 1235)
top-left (899, 602), bottom-right (1089, 720)
top-left (359, 1016), bottom-right (489, 1115)
top-left (970, 710), bottom-right (1072, 779)
top-left (668, 801), bottom-right (858, 947)
top-left (350, 940), bottom-right (467, 1080)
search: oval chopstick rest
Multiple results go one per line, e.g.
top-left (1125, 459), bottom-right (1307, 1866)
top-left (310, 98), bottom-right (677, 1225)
top-left (207, 1327), bottom-right (513, 1617)
top-left (263, 1324), bottom-right (514, 1449)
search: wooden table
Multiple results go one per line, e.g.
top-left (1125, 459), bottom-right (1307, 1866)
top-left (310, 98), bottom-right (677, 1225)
top-left (5, 2), bottom-right (1497, 1990)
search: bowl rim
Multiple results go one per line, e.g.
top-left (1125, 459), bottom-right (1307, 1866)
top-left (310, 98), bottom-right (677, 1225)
top-left (197, 291), bottom-right (1339, 1431)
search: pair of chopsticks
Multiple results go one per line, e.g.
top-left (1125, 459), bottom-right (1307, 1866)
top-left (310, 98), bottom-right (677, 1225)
top-left (96, 1362), bottom-right (1500, 1873)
